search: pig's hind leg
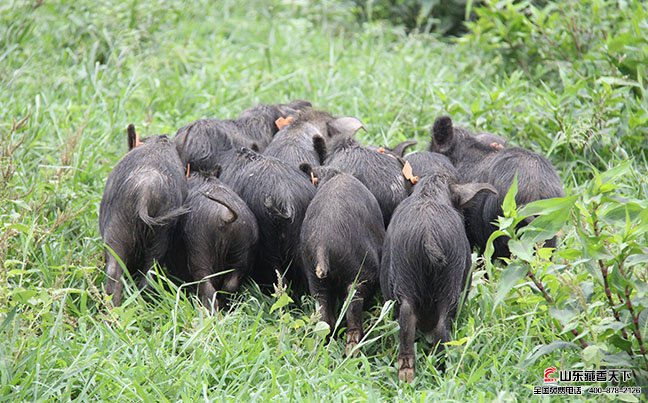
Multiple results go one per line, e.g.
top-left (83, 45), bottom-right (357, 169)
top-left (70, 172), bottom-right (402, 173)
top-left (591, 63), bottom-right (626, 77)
top-left (397, 299), bottom-right (417, 383)
top-left (307, 274), bottom-right (335, 337)
top-left (187, 245), bottom-right (223, 312)
top-left (423, 305), bottom-right (453, 372)
top-left (344, 282), bottom-right (370, 356)
top-left (218, 270), bottom-right (244, 308)
top-left (104, 250), bottom-right (125, 307)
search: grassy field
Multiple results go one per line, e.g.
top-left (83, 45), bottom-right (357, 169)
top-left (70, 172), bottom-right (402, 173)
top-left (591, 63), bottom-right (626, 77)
top-left (1, 0), bottom-right (647, 400)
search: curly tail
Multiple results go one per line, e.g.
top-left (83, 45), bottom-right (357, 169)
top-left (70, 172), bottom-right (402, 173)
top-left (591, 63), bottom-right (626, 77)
top-left (138, 199), bottom-right (189, 227)
top-left (200, 191), bottom-right (239, 223)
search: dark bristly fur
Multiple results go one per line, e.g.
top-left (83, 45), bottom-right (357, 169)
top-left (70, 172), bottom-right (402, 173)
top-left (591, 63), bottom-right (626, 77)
top-left (167, 171), bottom-right (259, 310)
top-left (325, 137), bottom-right (411, 227)
top-left (174, 101), bottom-right (312, 172)
top-left (430, 116), bottom-right (565, 258)
top-left (404, 151), bottom-right (456, 178)
top-left (367, 140), bottom-right (418, 157)
top-left (217, 148), bottom-right (316, 291)
top-left (299, 165), bottom-right (385, 355)
top-left (263, 109), bottom-right (334, 170)
top-left (100, 130), bottom-right (188, 307)
top-left (380, 159), bottom-right (495, 382)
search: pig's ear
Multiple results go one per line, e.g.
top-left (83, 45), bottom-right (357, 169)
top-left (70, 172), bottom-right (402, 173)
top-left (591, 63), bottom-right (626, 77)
top-left (287, 100), bottom-right (312, 111)
top-left (127, 124), bottom-right (141, 150)
top-left (327, 117), bottom-right (365, 137)
top-left (432, 116), bottom-right (454, 151)
top-left (313, 135), bottom-right (327, 164)
top-left (278, 100), bottom-right (311, 117)
top-left (299, 163), bottom-right (313, 175)
top-left (299, 163), bottom-right (320, 185)
top-left (391, 140), bottom-right (417, 157)
top-left (475, 133), bottom-right (507, 150)
top-left (450, 182), bottom-right (497, 208)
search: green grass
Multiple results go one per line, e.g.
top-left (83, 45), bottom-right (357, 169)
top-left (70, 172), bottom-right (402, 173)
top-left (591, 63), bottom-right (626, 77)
top-left (1, 0), bottom-right (647, 400)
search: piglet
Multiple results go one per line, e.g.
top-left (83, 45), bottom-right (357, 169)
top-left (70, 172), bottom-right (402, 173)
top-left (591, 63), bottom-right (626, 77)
top-left (299, 165), bottom-right (385, 355)
top-left (324, 119), bottom-right (412, 227)
top-left (430, 116), bottom-right (565, 258)
top-left (174, 101), bottom-right (312, 172)
top-left (170, 169), bottom-right (259, 310)
top-left (381, 156), bottom-right (495, 382)
top-left (100, 124), bottom-right (188, 306)
top-left (218, 148), bottom-right (316, 292)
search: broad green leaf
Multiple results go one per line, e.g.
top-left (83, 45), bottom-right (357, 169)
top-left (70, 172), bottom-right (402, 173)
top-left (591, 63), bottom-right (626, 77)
top-left (608, 335), bottom-right (633, 353)
top-left (520, 199), bottom-right (575, 244)
top-left (484, 229), bottom-right (509, 270)
top-left (269, 293), bottom-right (293, 313)
top-left (11, 288), bottom-right (38, 304)
top-left (600, 160), bottom-right (633, 184)
top-left (626, 253), bottom-right (648, 267)
top-left (522, 341), bottom-right (578, 368)
top-left (557, 248), bottom-right (583, 260)
top-left (313, 321), bottom-right (330, 338)
top-left (508, 239), bottom-right (534, 262)
top-left (582, 345), bottom-right (605, 365)
top-left (549, 307), bottom-right (577, 326)
top-left (493, 263), bottom-right (527, 309)
top-left (517, 196), bottom-right (577, 217)
top-left (615, 394), bottom-right (639, 403)
top-left (536, 247), bottom-right (554, 260)
top-left (501, 174), bottom-right (518, 217)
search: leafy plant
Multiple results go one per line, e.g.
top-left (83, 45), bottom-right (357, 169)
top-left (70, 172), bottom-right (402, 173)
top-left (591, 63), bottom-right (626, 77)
top-left (487, 163), bottom-right (648, 382)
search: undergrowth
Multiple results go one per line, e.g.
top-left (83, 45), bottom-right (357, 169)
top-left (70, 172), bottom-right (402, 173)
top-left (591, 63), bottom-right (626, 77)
top-left (1, 0), bottom-right (646, 400)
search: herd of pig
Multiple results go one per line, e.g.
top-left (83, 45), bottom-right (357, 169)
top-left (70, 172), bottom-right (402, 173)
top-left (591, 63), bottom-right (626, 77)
top-left (99, 100), bottom-right (565, 382)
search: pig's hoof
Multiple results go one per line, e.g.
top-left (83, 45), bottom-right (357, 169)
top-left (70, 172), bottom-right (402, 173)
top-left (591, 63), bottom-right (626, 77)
top-left (397, 356), bottom-right (415, 383)
top-left (345, 330), bottom-right (362, 356)
top-left (202, 298), bottom-right (219, 314)
top-left (398, 367), bottom-right (415, 383)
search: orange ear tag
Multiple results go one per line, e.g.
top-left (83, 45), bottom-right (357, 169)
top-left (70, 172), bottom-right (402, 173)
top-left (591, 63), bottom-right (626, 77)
top-left (275, 116), bottom-right (295, 130)
top-left (310, 172), bottom-right (319, 186)
top-left (402, 160), bottom-right (419, 185)
top-left (377, 147), bottom-right (385, 154)
top-left (186, 163), bottom-right (191, 178)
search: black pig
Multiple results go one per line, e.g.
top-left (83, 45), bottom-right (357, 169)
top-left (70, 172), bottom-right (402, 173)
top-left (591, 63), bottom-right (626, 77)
top-left (218, 148), bottom-right (316, 291)
top-left (299, 165), bottom-right (385, 355)
top-left (236, 101), bottom-right (312, 149)
top-left (430, 116), bottom-right (565, 258)
top-left (264, 110), bottom-right (377, 174)
top-left (263, 109), bottom-right (335, 169)
top-left (100, 124), bottom-right (188, 306)
top-left (381, 160), bottom-right (496, 382)
top-left (325, 134), bottom-right (412, 227)
top-left (171, 170), bottom-right (259, 310)
top-left (174, 101), bottom-right (311, 172)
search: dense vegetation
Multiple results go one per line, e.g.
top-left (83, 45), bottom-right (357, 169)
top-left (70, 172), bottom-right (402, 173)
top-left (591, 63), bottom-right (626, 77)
top-left (1, 0), bottom-right (646, 400)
